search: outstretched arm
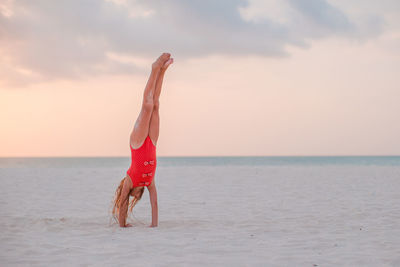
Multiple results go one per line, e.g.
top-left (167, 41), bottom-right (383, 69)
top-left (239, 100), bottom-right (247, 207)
top-left (118, 177), bottom-right (132, 227)
top-left (148, 181), bottom-right (158, 227)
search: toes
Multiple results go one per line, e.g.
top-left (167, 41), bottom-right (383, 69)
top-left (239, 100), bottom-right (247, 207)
top-left (161, 53), bottom-right (171, 60)
top-left (162, 58), bottom-right (173, 69)
top-left (153, 53), bottom-right (171, 69)
top-left (156, 53), bottom-right (170, 63)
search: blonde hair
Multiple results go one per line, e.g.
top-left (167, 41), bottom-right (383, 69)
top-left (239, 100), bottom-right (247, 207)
top-left (112, 177), bottom-right (144, 224)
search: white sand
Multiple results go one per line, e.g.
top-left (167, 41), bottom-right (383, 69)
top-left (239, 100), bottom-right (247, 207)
top-left (1, 162), bottom-right (400, 266)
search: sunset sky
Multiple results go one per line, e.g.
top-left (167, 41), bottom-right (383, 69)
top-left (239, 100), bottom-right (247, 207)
top-left (1, 0), bottom-right (399, 157)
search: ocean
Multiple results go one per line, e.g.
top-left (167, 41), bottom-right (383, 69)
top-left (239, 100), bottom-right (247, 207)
top-left (1, 155), bottom-right (400, 168)
top-left (1, 156), bottom-right (399, 266)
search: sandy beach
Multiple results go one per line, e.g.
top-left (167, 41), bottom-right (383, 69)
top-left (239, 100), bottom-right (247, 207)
top-left (0, 157), bottom-right (399, 266)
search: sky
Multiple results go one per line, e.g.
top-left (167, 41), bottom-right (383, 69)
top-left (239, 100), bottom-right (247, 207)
top-left (1, 0), bottom-right (399, 157)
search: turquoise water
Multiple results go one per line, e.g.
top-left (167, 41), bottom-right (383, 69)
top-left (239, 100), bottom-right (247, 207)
top-left (0, 156), bottom-right (399, 168)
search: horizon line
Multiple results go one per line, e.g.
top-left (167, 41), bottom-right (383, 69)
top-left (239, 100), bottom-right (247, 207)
top-left (1, 155), bottom-right (400, 158)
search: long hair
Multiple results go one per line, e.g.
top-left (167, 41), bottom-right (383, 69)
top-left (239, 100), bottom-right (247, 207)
top-left (112, 177), bottom-right (144, 224)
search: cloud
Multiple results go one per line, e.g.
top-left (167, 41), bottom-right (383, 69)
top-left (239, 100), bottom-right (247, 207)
top-left (0, 0), bottom-right (385, 87)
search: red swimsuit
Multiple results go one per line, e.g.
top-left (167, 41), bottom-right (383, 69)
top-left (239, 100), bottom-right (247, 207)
top-left (127, 135), bottom-right (157, 187)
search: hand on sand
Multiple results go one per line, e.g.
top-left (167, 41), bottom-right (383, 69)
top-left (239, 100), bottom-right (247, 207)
top-left (152, 53), bottom-right (171, 70)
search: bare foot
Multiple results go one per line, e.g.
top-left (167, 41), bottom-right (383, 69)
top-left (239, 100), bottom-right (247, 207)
top-left (152, 53), bottom-right (170, 70)
top-left (161, 58), bottom-right (173, 71)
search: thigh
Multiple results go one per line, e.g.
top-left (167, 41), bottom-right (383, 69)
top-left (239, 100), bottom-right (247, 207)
top-left (130, 108), bottom-right (153, 148)
top-left (148, 108), bottom-right (159, 146)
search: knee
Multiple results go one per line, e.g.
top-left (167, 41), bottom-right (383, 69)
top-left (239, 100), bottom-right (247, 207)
top-left (153, 101), bottom-right (160, 111)
top-left (142, 98), bottom-right (154, 112)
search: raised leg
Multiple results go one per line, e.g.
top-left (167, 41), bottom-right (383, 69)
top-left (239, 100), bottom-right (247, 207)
top-left (130, 53), bottom-right (170, 149)
top-left (149, 57), bottom-right (174, 146)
